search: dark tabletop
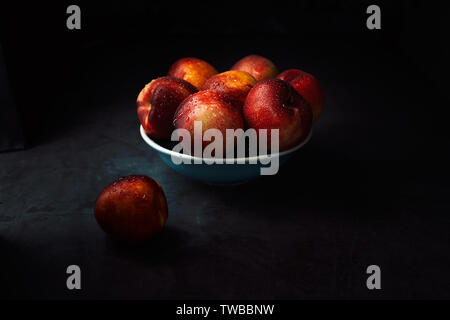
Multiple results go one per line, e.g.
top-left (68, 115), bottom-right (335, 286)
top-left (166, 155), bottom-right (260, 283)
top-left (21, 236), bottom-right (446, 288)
top-left (1, 2), bottom-right (450, 299)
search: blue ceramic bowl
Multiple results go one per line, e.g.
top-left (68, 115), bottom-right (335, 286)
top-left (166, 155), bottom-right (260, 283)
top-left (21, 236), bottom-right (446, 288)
top-left (140, 125), bottom-right (312, 185)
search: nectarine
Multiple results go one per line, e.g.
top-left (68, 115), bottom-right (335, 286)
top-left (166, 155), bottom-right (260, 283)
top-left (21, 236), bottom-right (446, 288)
top-left (168, 57), bottom-right (218, 89)
top-left (94, 175), bottom-right (168, 242)
top-left (231, 55), bottom-right (278, 81)
top-left (243, 79), bottom-right (312, 151)
top-left (137, 76), bottom-right (197, 139)
top-left (173, 90), bottom-right (244, 150)
top-left (201, 70), bottom-right (257, 108)
top-left (277, 69), bottom-right (324, 122)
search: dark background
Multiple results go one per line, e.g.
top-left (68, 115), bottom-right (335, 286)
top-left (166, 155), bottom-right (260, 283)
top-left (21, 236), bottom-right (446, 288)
top-left (1, 1), bottom-right (450, 299)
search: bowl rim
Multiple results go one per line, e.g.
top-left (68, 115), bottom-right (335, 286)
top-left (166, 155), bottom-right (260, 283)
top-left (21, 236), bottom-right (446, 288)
top-left (140, 125), bottom-right (312, 163)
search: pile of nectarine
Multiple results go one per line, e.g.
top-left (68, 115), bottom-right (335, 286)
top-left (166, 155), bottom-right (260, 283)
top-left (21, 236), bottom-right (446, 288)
top-left (137, 55), bottom-right (324, 152)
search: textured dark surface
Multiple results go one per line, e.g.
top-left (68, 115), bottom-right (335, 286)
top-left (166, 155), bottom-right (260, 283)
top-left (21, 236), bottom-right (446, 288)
top-left (1, 2), bottom-right (450, 299)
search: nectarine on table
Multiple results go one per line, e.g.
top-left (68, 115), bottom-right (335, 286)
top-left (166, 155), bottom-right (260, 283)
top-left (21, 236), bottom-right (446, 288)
top-left (277, 69), bottom-right (324, 122)
top-left (243, 79), bottom-right (312, 151)
top-left (137, 76), bottom-right (197, 139)
top-left (94, 175), bottom-right (168, 242)
top-left (231, 55), bottom-right (278, 81)
top-left (168, 57), bottom-right (218, 90)
top-left (201, 70), bottom-right (257, 108)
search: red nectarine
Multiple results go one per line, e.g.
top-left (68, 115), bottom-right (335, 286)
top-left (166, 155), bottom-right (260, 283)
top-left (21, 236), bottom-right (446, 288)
top-left (243, 79), bottom-right (312, 151)
top-left (94, 175), bottom-right (168, 242)
top-left (201, 70), bottom-right (257, 108)
top-left (173, 90), bottom-right (244, 150)
top-left (137, 76), bottom-right (197, 139)
top-left (231, 55), bottom-right (278, 81)
top-left (168, 57), bottom-right (218, 90)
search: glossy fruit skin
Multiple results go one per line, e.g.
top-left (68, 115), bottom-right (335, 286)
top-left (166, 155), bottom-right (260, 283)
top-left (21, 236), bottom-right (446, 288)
top-left (94, 175), bottom-right (168, 242)
top-left (201, 70), bottom-right (257, 108)
top-left (231, 55), bottom-right (278, 81)
top-left (277, 69), bottom-right (324, 122)
top-left (173, 90), bottom-right (244, 149)
top-left (168, 57), bottom-right (218, 89)
top-left (137, 76), bottom-right (197, 139)
top-left (243, 79), bottom-right (312, 151)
